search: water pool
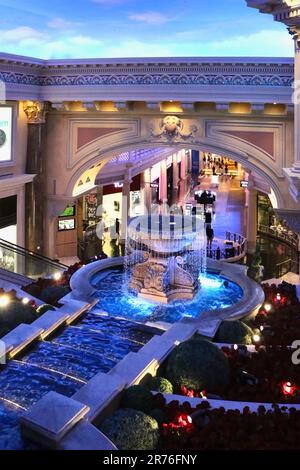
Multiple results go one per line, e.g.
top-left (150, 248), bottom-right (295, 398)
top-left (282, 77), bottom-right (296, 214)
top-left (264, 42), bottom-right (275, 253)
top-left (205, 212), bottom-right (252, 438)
top-left (0, 314), bottom-right (158, 449)
top-left (91, 268), bottom-right (243, 324)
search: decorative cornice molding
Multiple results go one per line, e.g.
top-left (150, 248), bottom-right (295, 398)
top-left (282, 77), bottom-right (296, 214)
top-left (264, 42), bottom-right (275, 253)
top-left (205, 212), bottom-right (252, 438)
top-left (0, 55), bottom-right (294, 89)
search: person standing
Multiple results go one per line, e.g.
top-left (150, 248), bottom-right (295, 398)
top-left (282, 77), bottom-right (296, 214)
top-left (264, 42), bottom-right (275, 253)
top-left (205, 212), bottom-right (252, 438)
top-left (115, 218), bottom-right (120, 242)
top-left (206, 225), bottom-right (214, 248)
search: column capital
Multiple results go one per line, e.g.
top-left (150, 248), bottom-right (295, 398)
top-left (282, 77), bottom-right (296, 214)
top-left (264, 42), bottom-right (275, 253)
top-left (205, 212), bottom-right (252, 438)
top-left (247, 1), bottom-right (300, 46)
top-left (23, 101), bottom-right (48, 124)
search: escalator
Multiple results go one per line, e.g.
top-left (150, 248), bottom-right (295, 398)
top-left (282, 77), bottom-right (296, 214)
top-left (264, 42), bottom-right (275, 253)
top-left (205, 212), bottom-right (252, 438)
top-left (0, 238), bottom-right (67, 281)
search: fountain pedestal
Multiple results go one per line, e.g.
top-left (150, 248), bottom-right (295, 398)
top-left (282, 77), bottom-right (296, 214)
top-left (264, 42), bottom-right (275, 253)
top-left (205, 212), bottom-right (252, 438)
top-left (129, 256), bottom-right (198, 304)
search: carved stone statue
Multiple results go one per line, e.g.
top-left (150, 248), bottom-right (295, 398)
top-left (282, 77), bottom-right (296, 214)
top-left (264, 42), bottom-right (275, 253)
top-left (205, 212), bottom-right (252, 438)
top-left (150, 115), bottom-right (198, 142)
top-left (129, 255), bottom-right (198, 303)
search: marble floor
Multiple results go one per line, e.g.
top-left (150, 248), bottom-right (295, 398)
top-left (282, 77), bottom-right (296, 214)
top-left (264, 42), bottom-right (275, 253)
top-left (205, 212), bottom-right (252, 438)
top-left (191, 175), bottom-right (246, 249)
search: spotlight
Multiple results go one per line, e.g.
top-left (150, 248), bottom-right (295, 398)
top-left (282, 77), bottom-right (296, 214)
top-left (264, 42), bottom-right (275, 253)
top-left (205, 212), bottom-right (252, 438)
top-left (233, 344), bottom-right (238, 351)
top-left (264, 303), bottom-right (272, 313)
top-left (53, 272), bottom-right (62, 281)
top-left (22, 297), bottom-right (30, 305)
top-left (253, 334), bottom-right (261, 343)
top-left (259, 325), bottom-right (264, 332)
top-left (0, 295), bottom-right (10, 308)
top-left (282, 381), bottom-right (297, 397)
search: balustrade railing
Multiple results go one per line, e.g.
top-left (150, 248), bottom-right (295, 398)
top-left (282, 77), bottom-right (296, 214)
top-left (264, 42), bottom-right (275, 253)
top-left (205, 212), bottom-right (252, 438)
top-left (275, 259), bottom-right (300, 279)
top-left (258, 224), bottom-right (299, 250)
top-left (207, 232), bottom-right (247, 262)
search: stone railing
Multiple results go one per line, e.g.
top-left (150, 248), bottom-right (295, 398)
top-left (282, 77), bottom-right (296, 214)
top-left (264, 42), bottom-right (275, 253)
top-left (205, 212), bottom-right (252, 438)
top-left (207, 232), bottom-right (247, 263)
top-left (258, 223), bottom-right (299, 250)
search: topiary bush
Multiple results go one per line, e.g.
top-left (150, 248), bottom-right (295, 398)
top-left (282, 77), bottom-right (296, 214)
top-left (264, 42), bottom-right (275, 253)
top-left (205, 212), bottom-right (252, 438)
top-left (100, 408), bottom-right (159, 450)
top-left (214, 320), bottom-right (254, 345)
top-left (0, 301), bottom-right (37, 337)
top-left (121, 385), bottom-right (155, 412)
top-left (24, 283), bottom-right (41, 299)
top-left (148, 408), bottom-right (167, 426)
top-left (40, 286), bottom-right (70, 305)
top-left (165, 338), bottom-right (230, 393)
top-left (147, 377), bottom-right (173, 394)
top-left (36, 304), bottom-right (56, 316)
top-left (247, 245), bottom-right (264, 283)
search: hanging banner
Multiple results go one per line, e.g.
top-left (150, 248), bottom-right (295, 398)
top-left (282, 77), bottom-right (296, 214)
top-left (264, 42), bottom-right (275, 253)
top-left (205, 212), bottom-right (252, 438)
top-left (0, 107), bottom-right (12, 163)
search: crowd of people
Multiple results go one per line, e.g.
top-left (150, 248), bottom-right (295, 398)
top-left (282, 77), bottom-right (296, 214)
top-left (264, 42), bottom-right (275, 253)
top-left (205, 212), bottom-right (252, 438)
top-left (202, 153), bottom-right (238, 176)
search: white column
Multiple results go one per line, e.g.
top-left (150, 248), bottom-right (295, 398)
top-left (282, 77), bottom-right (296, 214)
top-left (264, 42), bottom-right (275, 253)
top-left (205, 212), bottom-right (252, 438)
top-left (141, 168), bottom-right (152, 215)
top-left (179, 150), bottom-right (187, 203)
top-left (294, 39), bottom-right (300, 172)
top-left (159, 159), bottom-right (168, 203)
top-left (120, 167), bottom-right (132, 242)
top-left (199, 151), bottom-right (204, 173)
top-left (172, 153), bottom-right (179, 205)
top-left (246, 177), bottom-right (258, 255)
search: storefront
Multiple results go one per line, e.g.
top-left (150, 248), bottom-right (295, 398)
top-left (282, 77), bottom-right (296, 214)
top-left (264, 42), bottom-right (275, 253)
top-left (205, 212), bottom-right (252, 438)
top-left (0, 195), bottom-right (17, 244)
top-left (62, 174), bottom-right (143, 261)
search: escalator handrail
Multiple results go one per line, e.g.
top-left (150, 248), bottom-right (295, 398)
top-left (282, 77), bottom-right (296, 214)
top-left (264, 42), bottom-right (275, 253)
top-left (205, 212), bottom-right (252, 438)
top-left (0, 238), bottom-right (68, 270)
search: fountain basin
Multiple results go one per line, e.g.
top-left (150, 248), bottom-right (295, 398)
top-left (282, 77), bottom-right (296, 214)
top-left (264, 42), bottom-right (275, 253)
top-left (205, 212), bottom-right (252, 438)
top-left (70, 257), bottom-right (265, 328)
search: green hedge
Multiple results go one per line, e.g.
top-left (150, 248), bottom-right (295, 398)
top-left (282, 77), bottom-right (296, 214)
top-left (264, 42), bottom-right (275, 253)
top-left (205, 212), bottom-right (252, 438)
top-left (165, 338), bottom-right (230, 393)
top-left (40, 286), bottom-right (70, 305)
top-left (100, 408), bottom-right (159, 450)
top-left (147, 377), bottom-right (173, 394)
top-left (121, 385), bottom-right (155, 413)
top-left (36, 304), bottom-right (56, 316)
top-left (0, 301), bottom-right (37, 337)
top-left (214, 320), bottom-right (254, 345)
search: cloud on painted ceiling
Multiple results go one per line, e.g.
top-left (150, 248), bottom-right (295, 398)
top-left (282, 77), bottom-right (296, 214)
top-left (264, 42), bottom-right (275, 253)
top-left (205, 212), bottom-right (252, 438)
top-left (128, 11), bottom-right (174, 26)
top-left (0, 24), bottom-right (293, 59)
top-left (91, 0), bottom-right (131, 5)
top-left (47, 17), bottom-right (82, 30)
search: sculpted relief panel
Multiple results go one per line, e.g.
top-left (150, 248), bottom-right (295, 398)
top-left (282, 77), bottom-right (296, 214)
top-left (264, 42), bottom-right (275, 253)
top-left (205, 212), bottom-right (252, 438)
top-left (148, 115), bottom-right (203, 144)
top-left (68, 114), bottom-right (204, 171)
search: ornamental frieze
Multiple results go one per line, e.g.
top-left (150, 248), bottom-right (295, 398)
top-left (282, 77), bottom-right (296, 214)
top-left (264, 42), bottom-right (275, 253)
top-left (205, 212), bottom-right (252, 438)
top-left (0, 71), bottom-right (294, 87)
top-left (0, 57), bottom-right (294, 88)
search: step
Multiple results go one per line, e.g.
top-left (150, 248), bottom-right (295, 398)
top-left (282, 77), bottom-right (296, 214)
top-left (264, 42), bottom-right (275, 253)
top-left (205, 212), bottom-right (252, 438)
top-left (1, 323), bottom-right (43, 358)
top-left (20, 391), bottom-right (90, 449)
top-left (32, 310), bottom-right (70, 339)
top-left (60, 421), bottom-right (117, 450)
top-left (72, 372), bottom-right (125, 422)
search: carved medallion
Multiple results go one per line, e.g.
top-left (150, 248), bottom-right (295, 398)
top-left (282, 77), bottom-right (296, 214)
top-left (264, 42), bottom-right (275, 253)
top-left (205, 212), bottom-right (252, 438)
top-left (149, 115), bottom-right (199, 143)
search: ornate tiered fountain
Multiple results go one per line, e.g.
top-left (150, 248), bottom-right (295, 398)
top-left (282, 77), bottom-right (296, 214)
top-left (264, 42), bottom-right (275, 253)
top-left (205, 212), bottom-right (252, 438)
top-left (127, 214), bottom-right (206, 304)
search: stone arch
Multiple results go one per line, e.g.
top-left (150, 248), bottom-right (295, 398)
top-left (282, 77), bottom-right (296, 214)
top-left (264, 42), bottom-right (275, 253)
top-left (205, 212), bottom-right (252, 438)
top-left (65, 137), bottom-right (284, 209)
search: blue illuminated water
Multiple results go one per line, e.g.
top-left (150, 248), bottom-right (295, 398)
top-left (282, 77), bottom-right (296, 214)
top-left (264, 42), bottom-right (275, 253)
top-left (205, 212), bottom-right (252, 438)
top-left (91, 268), bottom-right (243, 324)
top-left (0, 314), bottom-right (157, 449)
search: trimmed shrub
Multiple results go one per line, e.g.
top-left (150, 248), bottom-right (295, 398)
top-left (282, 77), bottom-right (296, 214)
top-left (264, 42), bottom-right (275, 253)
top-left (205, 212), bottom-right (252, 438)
top-left (36, 304), bottom-right (56, 316)
top-left (165, 338), bottom-right (230, 393)
top-left (100, 408), bottom-right (159, 450)
top-left (214, 320), bottom-right (254, 345)
top-left (147, 377), bottom-right (173, 394)
top-left (0, 301), bottom-right (37, 337)
top-left (24, 283), bottom-right (41, 299)
top-left (149, 408), bottom-right (167, 425)
top-left (40, 286), bottom-right (70, 305)
top-left (121, 385), bottom-right (155, 412)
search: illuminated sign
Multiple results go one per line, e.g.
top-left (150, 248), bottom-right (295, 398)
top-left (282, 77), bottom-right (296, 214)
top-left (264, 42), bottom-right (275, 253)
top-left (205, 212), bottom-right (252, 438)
top-left (0, 107), bottom-right (12, 163)
top-left (150, 182), bottom-right (159, 189)
top-left (240, 180), bottom-right (249, 189)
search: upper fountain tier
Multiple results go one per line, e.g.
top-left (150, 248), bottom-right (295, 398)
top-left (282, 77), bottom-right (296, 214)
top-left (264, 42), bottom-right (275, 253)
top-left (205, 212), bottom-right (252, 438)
top-left (127, 215), bottom-right (204, 255)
